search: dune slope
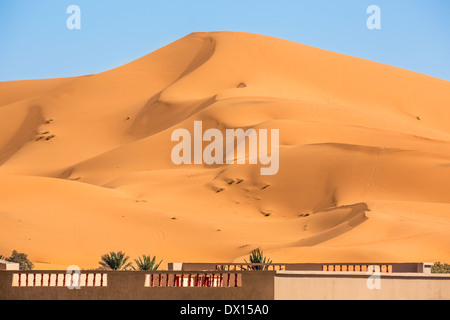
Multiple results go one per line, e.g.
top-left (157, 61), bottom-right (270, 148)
top-left (0, 32), bottom-right (449, 269)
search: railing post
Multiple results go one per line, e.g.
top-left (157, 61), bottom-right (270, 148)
top-left (69, 271), bottom-right (74, 288)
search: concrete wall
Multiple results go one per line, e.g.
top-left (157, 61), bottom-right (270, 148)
top-left (0, 260), bottom-right (19, 271)
top-left (274, 271), bottom-right (450, 300)
top-left (2, 270), bottom-right (449, 300)
top-left (0, 271), bottom-right (275, 300)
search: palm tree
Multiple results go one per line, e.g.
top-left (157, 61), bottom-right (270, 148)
top-left (245, 248), bottom-right (272, 270)
top-left (0, 254), bottom-right (8, 261)
top-left (133, 255), bottom-right (163, 271)
top-left (99, 251), bottom-right (133, 270)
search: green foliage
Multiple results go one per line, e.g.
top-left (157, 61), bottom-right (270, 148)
top-left (216, 265), bottom-right (228, 271)
top-left (99, 251), bottom-right (133, 271)
top-left (6, 250), bottom-right (34, 270)
top-left (245, 248), bottom-right (272, 271)
top-left (133, 255), bottom-right (163, 271)
top-left (432, 262), bottom-right (450, 274)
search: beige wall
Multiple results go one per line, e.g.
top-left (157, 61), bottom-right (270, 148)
top-left (0, 261), bottom-right (19, 271)
top-left (274, 271), bottom-right (450, 300)
top-left (1, 270), bottom-right (449, 300)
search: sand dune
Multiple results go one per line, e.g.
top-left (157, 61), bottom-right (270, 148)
top-left (0, 32), bottom-right (449, 269)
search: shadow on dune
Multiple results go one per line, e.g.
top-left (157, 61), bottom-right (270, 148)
top-left (129, 94), bottom-right (217, 138)
top-left (294, 202), bottom-right (370, 247)
top-left (129, 35), bottom-right (218, 139)
top-left (0, 105), bottom-right (45, 166)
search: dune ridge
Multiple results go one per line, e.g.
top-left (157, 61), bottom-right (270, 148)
top-left (0, 32), bottom-right (449, 269)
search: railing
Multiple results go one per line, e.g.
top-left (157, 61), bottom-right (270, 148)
top-left (215, 264), bottom-right (286, 271)
top-left (322, 265), bottom-right (393, 273)
top-left (12, 272), bottom-right (107, 287)
top-left (144, 273), bottom-right (242, 288)
top-left (175, 262), bottom-right (430, 273)
top-left (11, 272), bottom-right (242, 288)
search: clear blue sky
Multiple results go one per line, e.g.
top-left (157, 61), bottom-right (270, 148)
top-left (0, 0), bottom-right (449, 82)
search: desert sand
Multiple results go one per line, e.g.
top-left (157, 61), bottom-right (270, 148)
top-left (0, 32), bottom-right (449, 270)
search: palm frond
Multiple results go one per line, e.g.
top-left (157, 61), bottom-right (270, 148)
top-left (245, 248), bottom-right (272, 270)
top-left (133, 254), bottom-right (163, 271)
top-left (99, 251), bottom-right (132, 270)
